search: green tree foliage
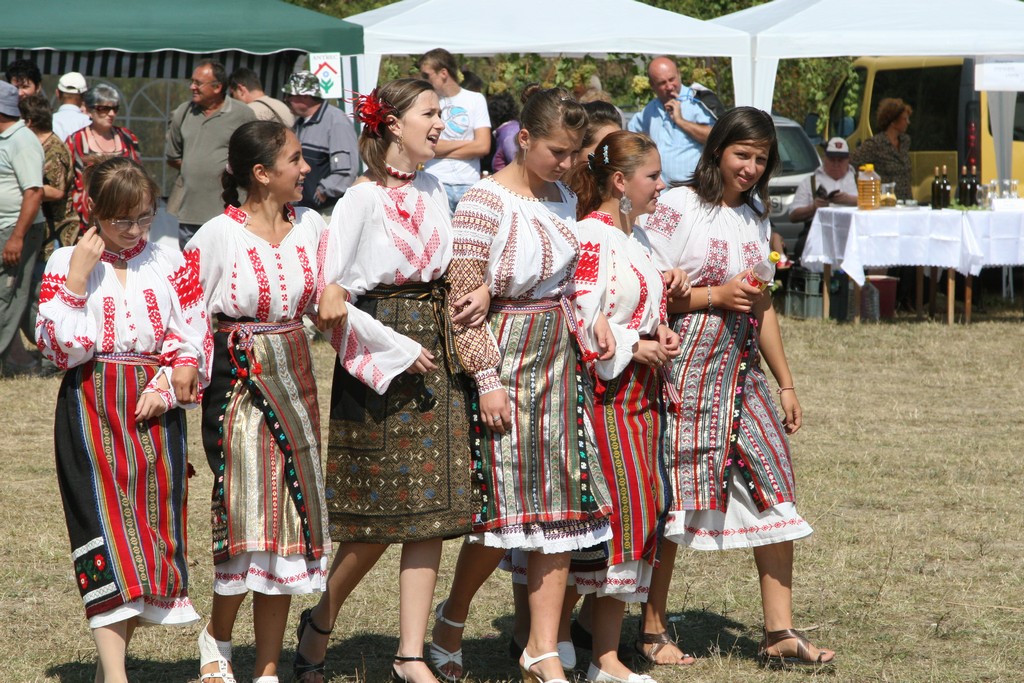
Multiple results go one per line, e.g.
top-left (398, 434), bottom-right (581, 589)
top-left (288, 0), bottom-right (853, 124)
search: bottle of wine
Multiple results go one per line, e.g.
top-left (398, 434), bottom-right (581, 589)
top-left (969, 164), bottom-right (979, 206)
top-left (958, 165), bottom-right (969, 205)
top-left (940, 165), bottom-right (952, 208)
top-left (931, 165), bottom-right (942, 209)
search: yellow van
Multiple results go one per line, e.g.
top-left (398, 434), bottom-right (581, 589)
top-left (819, 56), bottom-right (1024, 204)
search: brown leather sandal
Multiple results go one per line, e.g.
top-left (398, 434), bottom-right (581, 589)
top-left (756, 628), bottom-right (835, 669)
top-left (633, 631), bottom-right (696, 666)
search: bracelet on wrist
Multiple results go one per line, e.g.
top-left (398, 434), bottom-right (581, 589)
top-left (777, 386), bottom-right (795, 395)
top-left (706, 284), bottom-right (713, 310)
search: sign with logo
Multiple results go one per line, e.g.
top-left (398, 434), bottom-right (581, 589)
top-left (309, 52), bottom-right (343, 99)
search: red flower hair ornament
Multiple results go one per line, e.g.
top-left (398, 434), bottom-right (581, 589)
top-left (351, 88), bottom-right (397, 138)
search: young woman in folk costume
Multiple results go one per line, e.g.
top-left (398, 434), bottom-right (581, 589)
top-left (37, 156), bottom-right (211, 683)
top-left (644, 107), bottom-right (835, 670)
top-left (557, 130), bottom-right (692, 683)
top-left (184, 120), bottom-right (331, 683)
top-left (428, 86), bottom-right (617, 683)
top-left (293, 78), bottom-right (489, 683)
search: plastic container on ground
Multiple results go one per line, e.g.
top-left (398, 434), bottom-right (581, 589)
top-left (779, 267), bottom-right (823, 319)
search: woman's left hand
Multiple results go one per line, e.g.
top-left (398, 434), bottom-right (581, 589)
top-left (451, 284), bottom-right (490, 327)
top-left (316, 284), bottom-right (349, 331)
top-left (135, 391), bottom-right (169, 422)
top-left (663, 268), bottom-right (691, 299)
top-left (593, 313), bottom-right (616, 361)
top-left (656, 324), bottom-right (680, 356)
top-left (171, 365), bottom-right (199, 404)
top-left (780, 389), bottom-right (802, 434)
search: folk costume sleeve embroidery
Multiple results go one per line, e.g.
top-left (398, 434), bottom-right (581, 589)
top-left (447, 177), bottom-right (580, 394)
top-left (36, 241), bottom-right (212, 407)
top-left (318, 175), bottom-right (453, 395)
top-left (572, 214), bottom-right (668, 381)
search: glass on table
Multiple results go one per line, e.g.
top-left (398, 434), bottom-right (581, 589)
top-left (1002, 179), bottom-right (1013, 198)
top-left (1012, 179), bottom-right (1019, 198)
top-left (879, 182), bottom-right (897, 207)
top-left (989, 179), bottom-right (1000, 202)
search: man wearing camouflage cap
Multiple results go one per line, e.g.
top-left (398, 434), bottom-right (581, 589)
top-left (283, 71), bottom-right (358, 213)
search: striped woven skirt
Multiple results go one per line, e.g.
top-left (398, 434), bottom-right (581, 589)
top-left (201, 320), bottom-right (330, 592)
top-left (661, 310), bottom-right (810, 550)
top-left (326, 283), bottom-right (477, 544)
top-left (570, 359), bottom-right (668, 600)
top-left (468, 299), bottom-right (612, 553)
top-left (54, 355), bottom-right (198, 624)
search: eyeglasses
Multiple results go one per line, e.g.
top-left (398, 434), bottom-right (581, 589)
top-left (107, 213), bottom-right (156, 232)
top-left (190, 79), bottom-right (218, 89)
top-left (93, 105), bottom-right (119, 115)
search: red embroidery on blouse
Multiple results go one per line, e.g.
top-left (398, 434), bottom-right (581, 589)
top-left (295, 246), bottom-right (315, 315)
top-left (224, 205), bottom-right (248, 224)
top-left (143, 289), bottom-right (163, 344)
top-left (46, 320), bottom-right (69, 368)
top-left (101, 297), bottom-right (116, 353)
top-left (574, 241), bottom-right (601, 285)
top-left (174, 249), bottom-right (204, 310)
top-left (100, 240), bottom-right (147, 264)
top-left (626, 263), bottom-right (649, 330)
top-left (56, 284), bottom-right (87, 309)
top-left (285, 204), bottom-right (296, 222)
top-left (646, 203), bottom-right (682, 239)
top-left (741, 241), bottom-right (763, 269)
top-left (39, 272), bottom-right (70, 306)
top-left (585, 211), bottom-right (615, 227)
top-left (246, 248), bottom-right (272, 321)
top-left (695, 237), bottom-right (729, 287)
top-left (526, 217), bottom-right (554, 299)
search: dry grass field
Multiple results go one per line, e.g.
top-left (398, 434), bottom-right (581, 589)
top-left (3, 306), bottom-right (1023, 683)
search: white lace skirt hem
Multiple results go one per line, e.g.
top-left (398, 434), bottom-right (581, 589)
top-left (213, 551), bottom-right (329, 596)
top-left (88, 594), bottom-right (200, 629)
top-left (468, 518), bottom-right (612, 554)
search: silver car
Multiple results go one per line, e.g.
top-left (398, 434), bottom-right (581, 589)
top-left (768, 115), bottom-right (822, 252)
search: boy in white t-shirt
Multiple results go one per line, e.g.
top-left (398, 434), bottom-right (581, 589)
top-left (418, 48), bottom-right (492, 212)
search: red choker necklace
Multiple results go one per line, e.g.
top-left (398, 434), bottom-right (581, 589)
top-left (385, 163), bottom-right (416, 180)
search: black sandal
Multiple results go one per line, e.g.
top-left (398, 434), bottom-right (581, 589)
top-left (294, 607), bottom-right (333, 681)
top-left (756, 628), bottom-right (835, 669)
top-left (392, 655), bottom-right (427, 683)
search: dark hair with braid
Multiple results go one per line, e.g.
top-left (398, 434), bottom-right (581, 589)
top-left (517, 85), bottom-right (587, 155)
top-left (686, 106), bottom-right (779, 220)
top-left (564, 131), bottom-right (659, 220)
top-left (222, 120), bottom-right (290, 208)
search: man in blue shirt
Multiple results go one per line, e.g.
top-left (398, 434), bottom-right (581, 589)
top-left (628, 57), bottom-right (716, 187)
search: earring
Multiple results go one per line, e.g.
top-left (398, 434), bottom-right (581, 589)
top-left (398, 134), bottom-right (404, 151)
top-left (619, 194), bottom-right (633, 215)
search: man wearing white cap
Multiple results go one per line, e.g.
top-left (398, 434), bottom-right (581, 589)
top-left (789, 136), bottom-right (858, 225)
top-left (51, 72), bottom-right (91, 142)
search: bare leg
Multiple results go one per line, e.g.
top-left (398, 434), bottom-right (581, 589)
top-left (521, 551), bottom-right (569, 683)
top-left (394, 539), bottom-right (443, 683)
top-left (92, 616), bottom-right (137, 683)
top-left (201, 592), bottom-right (247, 681)
top-left (753, 541), bottom-right (833, 663)
top-left (638, 542), bottom-right (693, 664)
top-left (296, 542), bottom-right (390, 682)
top-left (252, 593), bottom-right (292, 678)
top-left (590, 597), bottom-right (634, 678)
top-left (431, 540), bottom-right (506, 679)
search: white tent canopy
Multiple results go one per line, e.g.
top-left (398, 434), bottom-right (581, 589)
top-left (345, 0), bottom-right (752, 102)
top-left (714, 0), bottom-right (1024, 112)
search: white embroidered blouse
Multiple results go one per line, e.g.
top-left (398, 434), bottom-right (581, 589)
top-left (184, 204), bottom-right (324, 323)
top-left (36, 240), bottom-right (212, 407)
top-left (446, 177), bottom-right (580, 393)
top-left (319, 174), bottom-right (453, 395)
top-left (572, 212), bottom-right (668, 380)
top-left (644, 186), bottom-right (771, 283)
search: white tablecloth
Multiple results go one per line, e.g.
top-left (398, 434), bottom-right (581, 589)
top-left (801, 207), bottom-right (986, 285)
top-left (964, 210), bottom-right (1024, 266)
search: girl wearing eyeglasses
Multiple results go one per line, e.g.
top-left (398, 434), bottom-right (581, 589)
top-left (37, 156), bottom-right (211, 683)
top-left (67, 84), bottom-right (140, 233)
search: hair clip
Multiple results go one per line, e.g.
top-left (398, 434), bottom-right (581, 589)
top-left (348, 88), bottom-right (397, 138)
top-left (587, 152), bottom-right (596, 171)
top-left (602, 145), bottom-right (610, 165)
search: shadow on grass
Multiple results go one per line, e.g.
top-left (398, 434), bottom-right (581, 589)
top-left (45, 647), bottom-right (257, 682)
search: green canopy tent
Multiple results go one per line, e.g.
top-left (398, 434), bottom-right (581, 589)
top-left (0, 0), bottom-right (363, 96)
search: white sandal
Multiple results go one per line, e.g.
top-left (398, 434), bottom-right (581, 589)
top-left (520, 650), bottom-right (570, 683)
top-left (198, 623), bottom-right (236, 683)
top-left (428, 600), bottom-right (465, 682)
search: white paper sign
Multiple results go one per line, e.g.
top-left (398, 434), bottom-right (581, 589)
top-left (309, 52), bottom-right (343, 99)
top-left (975, 57), bottom-right (1024, 92)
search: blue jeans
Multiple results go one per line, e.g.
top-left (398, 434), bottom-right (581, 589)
top-left (444, 183), bottom-right (473, 214)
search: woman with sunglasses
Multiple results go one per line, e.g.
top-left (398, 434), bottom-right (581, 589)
top-left (67, 84), bottom-right (140, 233)
top-left (37, 157), bottom-right (211, 683)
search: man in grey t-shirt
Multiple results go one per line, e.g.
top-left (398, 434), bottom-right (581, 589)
top-left (166, 60), bottom-right (256, 248)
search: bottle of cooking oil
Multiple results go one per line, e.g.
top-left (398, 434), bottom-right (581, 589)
top-left (857, 164), bottom-right (881, 211)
